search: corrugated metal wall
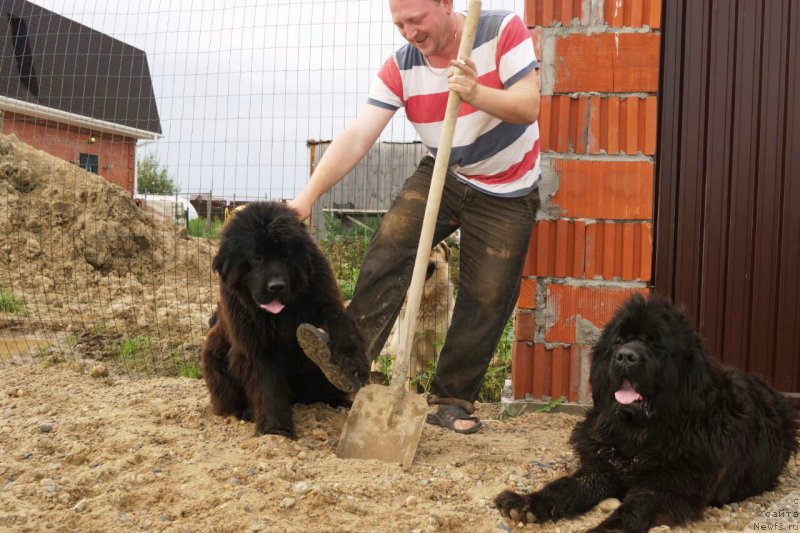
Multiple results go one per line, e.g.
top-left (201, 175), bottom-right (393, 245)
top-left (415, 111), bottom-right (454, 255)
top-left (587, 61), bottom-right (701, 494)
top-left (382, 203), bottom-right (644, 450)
top-left (655, 0), bottom-right (800, 392)
top-left (307, 141), bottom-right (429, 238)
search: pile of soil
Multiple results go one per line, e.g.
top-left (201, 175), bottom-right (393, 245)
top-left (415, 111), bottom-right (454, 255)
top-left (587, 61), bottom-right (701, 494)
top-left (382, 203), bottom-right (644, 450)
top-left (0, 134), bottom-right (217, 372)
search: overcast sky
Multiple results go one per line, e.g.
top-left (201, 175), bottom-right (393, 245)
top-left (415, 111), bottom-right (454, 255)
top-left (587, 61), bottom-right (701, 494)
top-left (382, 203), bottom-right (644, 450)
top-left (31, 0), bottom-right (525, 200)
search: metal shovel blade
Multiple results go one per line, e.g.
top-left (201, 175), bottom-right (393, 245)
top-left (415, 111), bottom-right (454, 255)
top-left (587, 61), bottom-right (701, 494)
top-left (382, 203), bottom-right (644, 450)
top-left (335, 384), bottom-right (428, 467)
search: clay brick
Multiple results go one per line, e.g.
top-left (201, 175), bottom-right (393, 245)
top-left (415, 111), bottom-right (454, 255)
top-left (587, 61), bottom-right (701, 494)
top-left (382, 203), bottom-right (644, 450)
top-left (539, 96), bottom-right (571, 153)
top-left (574, 96), bottom-right (597, 153)
top-left (553, 33), bottom-right (660, 93)
top-left (585, 221), bottom-right (653, 281)
top-left (577, 345), bottom-right (593, 402)
top-left (604, 0), bottom-right (662, 29)
top-left (540, 96), bottom-right (658, 155)
top-left (528, 219), bottom-right (586, 278)
top-left (569, 344), bottom-right (583, 402)
top-left (514, 310), bottom-right (536, 341)
top-left (551, 159), bottom-right (654, 220)
top-left (517, 278), bottom-right (538, 309)
top-left (525, 0), bottom-right (583, 27)
top-left (514, 343), bottom-right (583, 401)
top-left (512, 341), bottom-right (534, 399)
top-left (522, 228), bottom-right (538, 276)
top-left (544, 284), bottom-right (650, 343)
top-left (549, 345), bottom-right (569, 399)
top-left (643, 96), bottom-right (658, 154)
top-left (532, 343), bottom-right (551, 397)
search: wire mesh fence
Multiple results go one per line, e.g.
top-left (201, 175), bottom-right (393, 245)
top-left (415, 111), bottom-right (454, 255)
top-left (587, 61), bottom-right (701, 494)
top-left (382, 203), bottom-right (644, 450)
top-left (0, 0), bottom-right (525, 380)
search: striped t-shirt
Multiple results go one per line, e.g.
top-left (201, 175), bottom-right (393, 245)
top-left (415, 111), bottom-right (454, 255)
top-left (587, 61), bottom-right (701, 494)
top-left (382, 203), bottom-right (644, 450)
top-left (367, 10), bottom-right (540, 197)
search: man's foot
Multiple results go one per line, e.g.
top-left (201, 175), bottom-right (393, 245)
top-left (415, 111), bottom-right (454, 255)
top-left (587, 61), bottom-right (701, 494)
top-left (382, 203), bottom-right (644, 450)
top-left (296, 323), bottom-right (360, 394)
top-left (426, 404), bottom-right (482, 434)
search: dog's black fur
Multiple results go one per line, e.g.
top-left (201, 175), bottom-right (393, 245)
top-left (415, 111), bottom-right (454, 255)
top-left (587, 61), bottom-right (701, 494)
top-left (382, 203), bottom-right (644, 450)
top-left (495, 294), bottom-right (798, 532)
top-left (200, 201), bottom-right (367, 439)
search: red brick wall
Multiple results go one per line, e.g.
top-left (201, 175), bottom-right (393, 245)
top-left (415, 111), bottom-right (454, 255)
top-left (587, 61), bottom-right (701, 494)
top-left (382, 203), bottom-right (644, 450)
top-left (2, 111), bottom-right (136, 192)
top-left (515, 0), bottom-right (660, 403)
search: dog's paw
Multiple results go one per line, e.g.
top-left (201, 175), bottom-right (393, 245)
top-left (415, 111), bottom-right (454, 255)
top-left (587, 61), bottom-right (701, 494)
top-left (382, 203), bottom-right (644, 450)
top-left (332, 343), bottom-right (369, 382)
top-left (587, 525), bottom-right (626, 533)
top-left (494, 490), bottom-right (540, 524)
top-left (234, 406), bottom-right (254, 422)
top-left (256, 423), bottom-right (296, 440)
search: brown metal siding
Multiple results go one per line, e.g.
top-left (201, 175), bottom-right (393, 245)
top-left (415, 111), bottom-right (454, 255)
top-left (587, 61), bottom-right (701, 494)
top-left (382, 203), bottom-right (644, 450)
top-left (656, 0), bottom-right (800, 392)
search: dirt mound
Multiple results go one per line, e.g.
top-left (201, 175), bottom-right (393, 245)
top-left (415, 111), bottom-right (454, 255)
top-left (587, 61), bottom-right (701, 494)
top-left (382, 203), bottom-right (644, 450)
top-left (0, 134), bottom-right (217, 372)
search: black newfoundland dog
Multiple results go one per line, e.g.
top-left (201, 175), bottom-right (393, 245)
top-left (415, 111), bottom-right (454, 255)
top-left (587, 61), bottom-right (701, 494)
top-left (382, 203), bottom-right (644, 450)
top-left (201, 202), bottom-right (368, 439)
top-left (496, 294), bottom-right (797, 532)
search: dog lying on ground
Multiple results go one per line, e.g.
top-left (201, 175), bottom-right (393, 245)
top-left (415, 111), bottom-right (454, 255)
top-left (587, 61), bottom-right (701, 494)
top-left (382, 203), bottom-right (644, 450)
top-left (495, 293), bottom-right (798, 532)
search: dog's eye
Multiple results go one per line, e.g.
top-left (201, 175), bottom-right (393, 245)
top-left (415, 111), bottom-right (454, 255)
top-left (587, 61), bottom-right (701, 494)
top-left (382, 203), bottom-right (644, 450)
top-left (250, 254), bottom-right (263, 264)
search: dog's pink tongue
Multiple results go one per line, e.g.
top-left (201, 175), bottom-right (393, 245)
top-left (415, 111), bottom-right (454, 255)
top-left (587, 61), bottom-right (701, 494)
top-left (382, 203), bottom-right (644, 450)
top-left (260, 301), bottom-right (285, 314)
top-left (614, 380), bottom-right (642, 405)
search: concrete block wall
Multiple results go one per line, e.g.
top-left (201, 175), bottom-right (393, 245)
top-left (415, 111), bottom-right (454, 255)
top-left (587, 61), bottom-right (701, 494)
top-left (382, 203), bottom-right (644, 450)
top-left (513, 0), bottom-right (660, 403)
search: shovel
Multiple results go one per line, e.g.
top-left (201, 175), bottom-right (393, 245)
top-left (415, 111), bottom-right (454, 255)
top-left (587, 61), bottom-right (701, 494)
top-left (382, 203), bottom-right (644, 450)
top-left (335, 0), bottom-right (483, 468)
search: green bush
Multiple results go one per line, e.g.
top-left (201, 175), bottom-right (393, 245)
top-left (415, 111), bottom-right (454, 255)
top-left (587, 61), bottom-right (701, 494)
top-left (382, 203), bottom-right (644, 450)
top-left (187, 217), bottom-right (223, 239)
top-left (137, 153), bottom-right (178, 195)
top-left (477, 314), bottom-right (515, 403)
top-left (319, 232), bottom-right (370, 302)
top-left (0, 288), bottom-right (23, 313)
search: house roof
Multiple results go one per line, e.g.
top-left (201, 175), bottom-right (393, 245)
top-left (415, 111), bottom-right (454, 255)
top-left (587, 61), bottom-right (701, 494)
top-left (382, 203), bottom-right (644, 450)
top-left (0, 0), bottom-right (162, 138)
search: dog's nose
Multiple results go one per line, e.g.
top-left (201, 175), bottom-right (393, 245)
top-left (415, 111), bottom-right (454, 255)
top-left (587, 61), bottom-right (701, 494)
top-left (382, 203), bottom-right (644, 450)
top-left (614, 348), bottom-right (641, 367)
top-left (268, 280), bottom-right (286, 293)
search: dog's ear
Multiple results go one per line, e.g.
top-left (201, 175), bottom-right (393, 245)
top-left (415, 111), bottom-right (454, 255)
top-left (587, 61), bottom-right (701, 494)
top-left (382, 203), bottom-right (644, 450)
top-left (589, 337), bottom-right (614, 407)
top-left (441, 242), bottom-right (451, 261)
top-left (212, 241), bottom-right (243, 285)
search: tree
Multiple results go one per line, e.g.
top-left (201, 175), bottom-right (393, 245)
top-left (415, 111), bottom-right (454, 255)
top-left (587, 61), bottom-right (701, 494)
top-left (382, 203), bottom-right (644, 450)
top-left (137, 153), bottom-right (178, 195)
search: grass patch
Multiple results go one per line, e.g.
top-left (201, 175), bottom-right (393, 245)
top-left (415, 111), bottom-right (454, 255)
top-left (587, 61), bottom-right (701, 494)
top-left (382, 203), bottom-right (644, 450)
top-left (0, 288), bottom-right (23, 313)
top-left (172, 354), bottom-right (202, 379)
top-left (478, 314), bottom-right (515, 403)
top-left (187, 217), bottom-right (224, 239)
top-left (118, 337), bottom-right (158, 374)
top-left (534, 396), bottom-right (567, 413)
top-left (319, 238), bottom-right (369, 302)
top-left (372, 315), bottom-right (515, 403)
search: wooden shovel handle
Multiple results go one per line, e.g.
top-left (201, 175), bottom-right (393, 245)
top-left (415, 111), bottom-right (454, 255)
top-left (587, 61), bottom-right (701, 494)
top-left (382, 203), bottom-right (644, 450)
top-left (391, 0), bottom-right (483, 389)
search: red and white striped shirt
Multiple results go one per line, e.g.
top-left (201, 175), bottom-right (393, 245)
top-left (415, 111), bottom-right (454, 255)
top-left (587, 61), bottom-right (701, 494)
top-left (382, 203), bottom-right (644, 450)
top-left (368, 11), bottom-right (540, 197)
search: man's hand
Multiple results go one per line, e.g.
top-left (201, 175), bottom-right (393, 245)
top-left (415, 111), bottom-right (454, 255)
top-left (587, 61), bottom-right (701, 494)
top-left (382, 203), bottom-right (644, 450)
top-left (287, 197), bottom-right (312, 222)
top-left (447, 56), bottom-right (479, 104)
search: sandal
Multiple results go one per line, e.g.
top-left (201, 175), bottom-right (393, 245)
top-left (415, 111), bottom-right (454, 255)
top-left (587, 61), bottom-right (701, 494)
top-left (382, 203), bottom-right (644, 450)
top-left (426, 404), bottom-right (483, 434)
top-left (296, 323), bottom-right (360, 394)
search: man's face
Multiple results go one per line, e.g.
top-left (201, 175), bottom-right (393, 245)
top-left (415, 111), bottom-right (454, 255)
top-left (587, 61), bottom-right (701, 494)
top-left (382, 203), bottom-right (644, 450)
top-left (389, 0), bottom-right (452, 58)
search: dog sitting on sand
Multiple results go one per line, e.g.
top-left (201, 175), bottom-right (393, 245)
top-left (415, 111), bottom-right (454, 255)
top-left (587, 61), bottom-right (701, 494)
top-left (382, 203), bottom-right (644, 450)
top-left (375, 241), bottom-right (455, 378)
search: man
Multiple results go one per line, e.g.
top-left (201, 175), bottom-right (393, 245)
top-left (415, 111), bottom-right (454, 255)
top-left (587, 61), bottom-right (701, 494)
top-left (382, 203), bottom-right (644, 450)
top-left (291, 0), bottom-right (540, 434)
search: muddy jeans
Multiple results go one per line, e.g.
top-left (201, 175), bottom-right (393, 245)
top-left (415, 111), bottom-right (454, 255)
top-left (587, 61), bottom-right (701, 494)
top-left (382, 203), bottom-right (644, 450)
top-left (346, 156), bottom-right (540, 410)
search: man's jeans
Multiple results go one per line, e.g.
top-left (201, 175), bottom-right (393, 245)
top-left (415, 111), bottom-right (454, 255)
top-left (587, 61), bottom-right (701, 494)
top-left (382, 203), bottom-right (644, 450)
top-left (347, 156), bottom-right (540, 409)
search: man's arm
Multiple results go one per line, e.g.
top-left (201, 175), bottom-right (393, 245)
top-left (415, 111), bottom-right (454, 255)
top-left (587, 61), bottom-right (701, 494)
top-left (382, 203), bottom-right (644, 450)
top-left (448, 58), bottom-right (540, 125)
top-left (289, 104), bottom-right (396, 221)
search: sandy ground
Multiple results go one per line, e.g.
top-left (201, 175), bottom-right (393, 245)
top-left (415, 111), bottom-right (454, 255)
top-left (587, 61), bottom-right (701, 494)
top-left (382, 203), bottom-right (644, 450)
top-left (0, 363), bottom-right (798, 533)
top-left (1, 136), bottom-right (798, 533)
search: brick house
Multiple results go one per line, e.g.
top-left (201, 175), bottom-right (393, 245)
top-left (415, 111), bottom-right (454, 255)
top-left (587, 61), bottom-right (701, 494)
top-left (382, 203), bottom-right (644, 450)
top-left (0, 0), bottom-right (161, 192)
